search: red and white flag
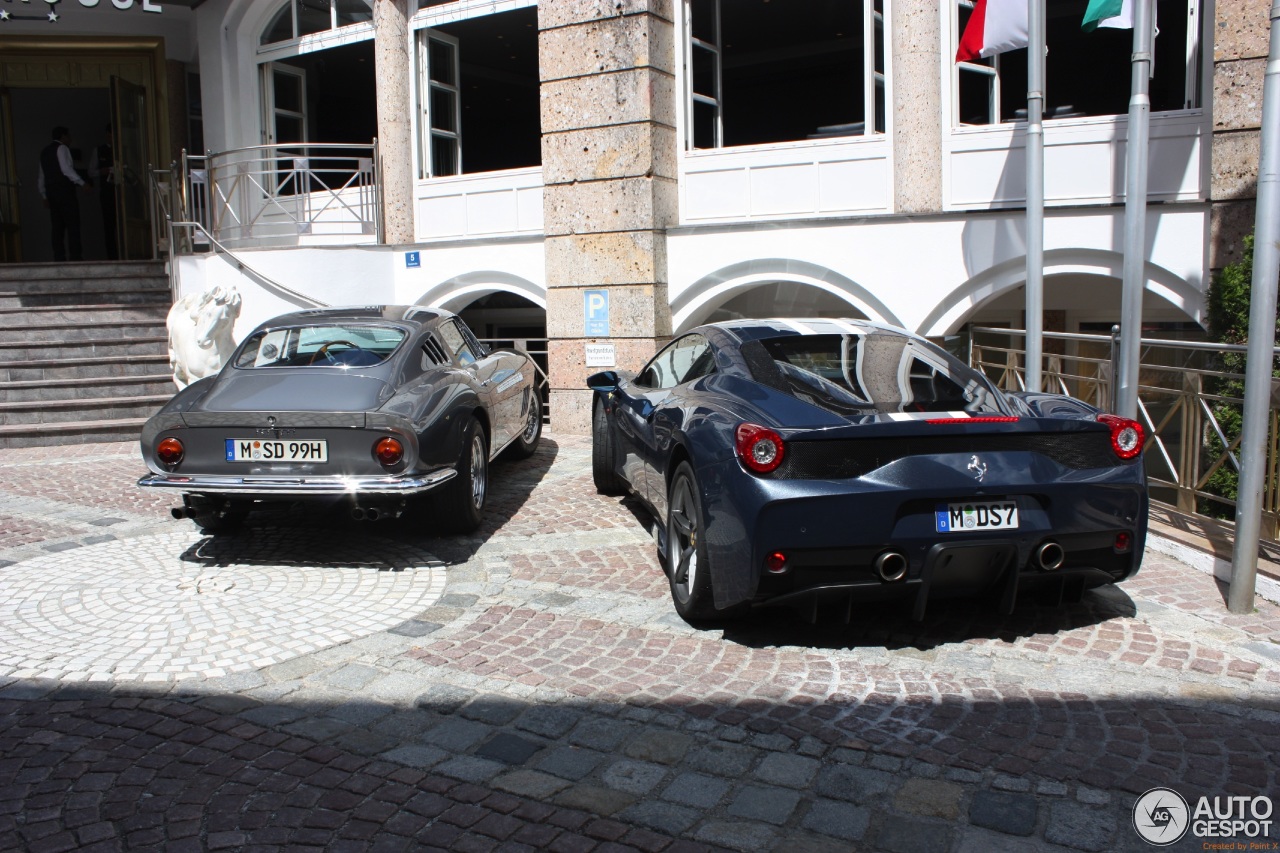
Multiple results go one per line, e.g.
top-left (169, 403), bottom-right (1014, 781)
top-left (956, 0), bottom-right (1029, 62)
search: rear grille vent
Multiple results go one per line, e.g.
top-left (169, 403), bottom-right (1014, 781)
top-left (771, 432), bottom-right (1120, 480)
top-left (422, 336), bottom-right (449, 366)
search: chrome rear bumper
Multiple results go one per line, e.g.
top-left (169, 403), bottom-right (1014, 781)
top-left (137, 467), bottom-right (456, 496)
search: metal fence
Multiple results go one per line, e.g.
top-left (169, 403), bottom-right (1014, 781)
top-left (969, 326), bottom-right (1279, 540)
top-left (172, 143), bottom-right (381, 248)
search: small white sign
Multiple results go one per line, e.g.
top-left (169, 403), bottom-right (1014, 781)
top-left (585, 343), bottom-right (616, 367)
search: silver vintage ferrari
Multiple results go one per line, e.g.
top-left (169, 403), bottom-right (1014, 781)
top-left (138, 305), bottom-right (542, 533)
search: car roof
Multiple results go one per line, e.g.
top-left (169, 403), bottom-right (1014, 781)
top-left (702, 317), bottom-right (914, 343)
top-left (257, 305), bottom-right (445, 330)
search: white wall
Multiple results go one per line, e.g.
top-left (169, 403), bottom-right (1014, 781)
top-left (667, 205), bottom-right (1210, 336)
top-left (174, 238), bottom-right (547, 340)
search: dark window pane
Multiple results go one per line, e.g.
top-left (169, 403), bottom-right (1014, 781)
top-left (297, 0), bottom-right (330, 36)
top-left (693, 100), bottom-right (717, 150)
top-left (691, 0), bottom-right (717, 42)
top-left (274, 71), bottom-right (303, 113)
top-left (336, 0), bottom-right (372, 26)
top-left (429, 39), bottom-right (457, 86)
top-left (275, 115), bottom-right (304, 144)
top-left (432, 135), bottom-right (458, 176)
top-left (958, 69), bottom-right (993, 125)
top-left (430, 88), bottom-right (456, 132)
top-left (693, 48), bottom-right (717, 98)
top-left (261, 4), bottom-right (294, 44)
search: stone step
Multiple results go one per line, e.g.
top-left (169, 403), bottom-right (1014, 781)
top-left (0, 289), bottom-right (171, 309)
top-left (0, 336), bottom-right (168, 361)
top-left (0, 374), bottom-right (176, 403)
top-left (0, 261), bottom-right (166, 282)
top-left (0, 394), bottom-right (170, 425)
top-left (0, 304), bottom-right (170, 326)
top-left (0, 321), bottom-right (168, 345)
top-left (0, 417), bottom-right (148, 449)
top-left (0, 277), bottom-right (169, 294)
top-left (0, 354), bottom-right (171, 383)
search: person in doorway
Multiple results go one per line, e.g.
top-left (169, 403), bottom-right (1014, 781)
top-left (92, 124), bottom-right (118, 260)
top-left (37, 126), bottom-right (92, 262)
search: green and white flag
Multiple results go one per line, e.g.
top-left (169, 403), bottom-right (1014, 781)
top-left (1081, 0), bottom-right (1133, 31)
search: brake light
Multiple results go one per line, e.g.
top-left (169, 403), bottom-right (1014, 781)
top-left (736, 423), bottom-right (785, 474)
top-left (156, 437), bottom-right (184, 467)
top-left (374, 437), bottom-right (404, 467)
top-left (1097, 414), bottom-right (1144, 460)
top-left (925, 416), bottom-right (1019, 424)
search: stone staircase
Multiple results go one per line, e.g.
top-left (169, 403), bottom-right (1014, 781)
top-left (0, 261), bottom-right (175, 449)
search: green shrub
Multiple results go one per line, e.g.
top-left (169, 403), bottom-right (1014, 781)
top-left (1201, 235), bottom-right (1280, 515)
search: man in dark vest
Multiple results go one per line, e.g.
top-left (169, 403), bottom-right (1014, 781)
top-left (37, 126), bottom-right (91, 262)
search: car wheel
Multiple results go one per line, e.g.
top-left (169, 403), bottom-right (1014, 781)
top-left (437, 417), bottom-right (488, 533)
top-left (666, 461), bottom-right (720, 623)
top-left (184, 495), bottom-right (249, 534)
top-left (591, 398), bottom-right (627, 496)
top-left (504, 397), bottom-right (543, 460)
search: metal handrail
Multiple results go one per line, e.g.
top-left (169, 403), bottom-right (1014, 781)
top-left (969, 326), bottom-right (1279, 539)
top-left (168, 218), bottom-right (326, 309)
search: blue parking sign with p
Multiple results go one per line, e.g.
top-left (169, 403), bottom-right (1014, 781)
top-left (584, 290), bottom-right (610, 337)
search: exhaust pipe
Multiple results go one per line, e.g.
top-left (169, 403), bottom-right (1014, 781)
top-left (171, 507), bottom-right (187, 520)
top-left (351, 507), bottom-right (366, 521)
top-left (366, 507), bottom-right (382, 522)
top-left (875, 551), bottom-right (908, 582)
top-left (1036, 541), bottom-right (1066, 571)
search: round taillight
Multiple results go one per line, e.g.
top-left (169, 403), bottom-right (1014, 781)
top-left (1097, 414), bottom-right (1145, 460)
top-left (156, 437), bottom-right (184, 466)
top-left (736, 423), bottom-right (786, 474)
top-left (374, 437), bottom-right (404, 467)
top-left (765, 551), bottom-right (788, 574)
top-left (1114, 531), bottom-right (1132, 552)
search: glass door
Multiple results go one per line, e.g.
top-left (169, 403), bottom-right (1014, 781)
top-left (0, 89), bottom-right (19, 261)
top-left (110, 76), bottom-right (151, 260)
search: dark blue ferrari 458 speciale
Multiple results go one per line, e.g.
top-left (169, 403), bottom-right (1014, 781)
top-left (587, 318), bottom-right (1148, 624)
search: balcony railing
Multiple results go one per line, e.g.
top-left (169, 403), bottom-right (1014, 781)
top-left (970, 326), bottom-right (1279, 540)
top-left (168, 143), bottom-right (381, 250)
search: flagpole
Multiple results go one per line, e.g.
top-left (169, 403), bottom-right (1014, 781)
top-left (1115, 0), bottom-right (1154, 419)
top-left (1025, 0), bottom-right (1045, 393)
top-left (1228, 0), bottom-right (1280, 614)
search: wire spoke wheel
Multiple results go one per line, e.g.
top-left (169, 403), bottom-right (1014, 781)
top-left (470, 432), bottom-right (487, 510)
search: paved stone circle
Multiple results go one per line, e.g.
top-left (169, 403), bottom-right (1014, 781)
top-left (0, 528), bottom-right (445, 683)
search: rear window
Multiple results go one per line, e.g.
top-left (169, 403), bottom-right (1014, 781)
top-left (234, 324), bottom-right (407, 369)
top-left (755, 333), bottom-right (1004, 415)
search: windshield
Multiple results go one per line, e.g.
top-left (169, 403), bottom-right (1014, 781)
top-left (233, 324), bottom-right (407, 369)
top-left (757, 333), bottom-right (1004, 415)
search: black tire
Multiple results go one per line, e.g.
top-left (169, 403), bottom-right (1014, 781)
top-left (436, 417), bottom-right (488, 533)
top-left (666, 461), bottom-right (721, 623)
top-left (184, 495), bottom-right (249, 535)
top-left (504, 395), bottom-right (543, 460)
top-left (591, 398), bottom-right (627, 496)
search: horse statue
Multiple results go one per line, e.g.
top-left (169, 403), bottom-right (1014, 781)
top-left (167, 284), bottom-right (243, 390)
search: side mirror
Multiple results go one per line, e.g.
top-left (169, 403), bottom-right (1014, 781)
top-left (587, 370), bottom-right (620, 393)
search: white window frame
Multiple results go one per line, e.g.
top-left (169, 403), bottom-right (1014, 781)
top-left (949, 0), bottom-right (1203, 128)
top-left (262, 62), bottom-right (308, 148)
top-left (416, 29), bottom-right (463, 179)
top-left (682, 0), bottom-right (886, 150)
top-left (683, 0), bottom-right (722, 150)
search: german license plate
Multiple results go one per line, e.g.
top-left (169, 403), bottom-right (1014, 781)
top-left (936, 501), bottom-right (1018, 533)
top-left (225, 438), bottom-right (328, 462)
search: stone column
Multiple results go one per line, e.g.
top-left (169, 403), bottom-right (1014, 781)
top-left (540, 0), bottom-right (678, 434)
top-left (891, 0), bottom-right (943, 213)
top-left (374, 0), bottom-right (415, 245)
top-left (1209, 0), bottom-right (1270, 271)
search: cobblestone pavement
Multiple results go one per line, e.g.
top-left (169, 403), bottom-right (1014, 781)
top-left (0, 437), bottom-right (1277, 852)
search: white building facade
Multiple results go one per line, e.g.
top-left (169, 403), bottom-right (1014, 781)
top-left (0, 0), bottom-right (1259, 430)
